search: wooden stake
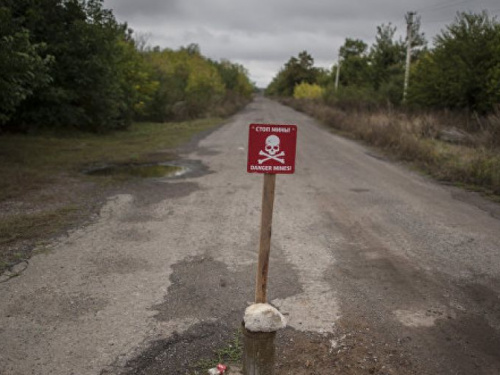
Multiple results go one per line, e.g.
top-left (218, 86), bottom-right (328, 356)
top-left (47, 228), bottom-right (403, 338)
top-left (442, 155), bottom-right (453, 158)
top-left (255, 173), bottom-right (276, 303)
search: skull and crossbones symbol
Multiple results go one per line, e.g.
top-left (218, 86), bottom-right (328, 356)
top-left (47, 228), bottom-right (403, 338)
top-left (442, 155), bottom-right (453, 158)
top-left (258, 135), bottom-right (285, 164)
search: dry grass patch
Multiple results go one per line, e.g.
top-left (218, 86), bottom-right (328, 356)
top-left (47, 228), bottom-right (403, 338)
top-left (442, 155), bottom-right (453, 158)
top-left (283, 98), bottom-right (500, 197)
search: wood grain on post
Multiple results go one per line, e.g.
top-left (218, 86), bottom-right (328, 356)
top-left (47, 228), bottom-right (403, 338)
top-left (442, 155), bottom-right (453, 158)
top-left (255, 173), bottom-right (276, 304)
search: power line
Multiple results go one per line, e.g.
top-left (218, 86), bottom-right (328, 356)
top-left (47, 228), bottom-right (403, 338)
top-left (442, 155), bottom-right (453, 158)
top-left (416, 0), bottom-right (478, 13)
top-left (420, 5), bottom-right (500, 24)
top-left (421, 17), bottom-right (456, 24)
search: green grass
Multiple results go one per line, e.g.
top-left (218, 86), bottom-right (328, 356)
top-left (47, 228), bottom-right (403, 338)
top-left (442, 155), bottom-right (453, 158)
top-left (0, 206), bottom-right (79, 271)
top-left (192, 330), bottom-right (243, 374)
top-left (0, 119), bottom-right (221, 201)
top-left (0, 206), bottom-right (79, 246)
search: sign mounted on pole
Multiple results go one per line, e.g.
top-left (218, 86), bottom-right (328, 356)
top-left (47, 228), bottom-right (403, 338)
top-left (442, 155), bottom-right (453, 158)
top-left (247, 124), bottom-right (297, 174)
top-left (247, 123), bottom-right (298, 304)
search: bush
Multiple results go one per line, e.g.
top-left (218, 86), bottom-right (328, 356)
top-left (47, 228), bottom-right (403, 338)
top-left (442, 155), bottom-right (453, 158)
top-left (293, 83), bottom-right (324, 99)
top-left (323, 85), bottom-right (384, 112)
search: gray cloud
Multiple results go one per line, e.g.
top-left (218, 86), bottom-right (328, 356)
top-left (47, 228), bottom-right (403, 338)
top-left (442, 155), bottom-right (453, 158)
top-left (104, 0), bottom-right (500, 87)
top-left (104, 0), bottom-right (182, 18)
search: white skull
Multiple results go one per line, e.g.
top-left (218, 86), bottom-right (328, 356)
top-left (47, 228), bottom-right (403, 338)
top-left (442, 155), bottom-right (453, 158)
top-left (265, 135), bottom-right (280, 156)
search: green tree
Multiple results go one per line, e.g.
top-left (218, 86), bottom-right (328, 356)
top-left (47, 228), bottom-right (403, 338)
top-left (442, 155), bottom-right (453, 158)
top-left (338, 38), bottom-right (371, 87)
top-left (409, 11), bottom-right (500, 113)
top-left (368, 21), bottom-right (425, 104)
top-left (213, 59), bottom-right (253, 98)
top-left (116, 33), bottom-right (159, 120)
top-left (266, 51), bottom-right (319, 96)
top-left (369, 23), bottom-right (405, 92)
top-left (5, 0), bottom-right (135, 132)
top-left (1, 1), bottom-right (252, 131)
top-left (184, 51), bottom-right (226, 117)
top-left (0, 5), bottom-right (52, 125)
top-left (340, 38), bottom-right (368, 59)
top-left (142, 45), bottom-right (243, 121)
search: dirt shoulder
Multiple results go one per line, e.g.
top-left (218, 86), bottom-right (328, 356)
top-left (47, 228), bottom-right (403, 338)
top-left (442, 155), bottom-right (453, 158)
top-left (0, 119), bottom-right (225, 278)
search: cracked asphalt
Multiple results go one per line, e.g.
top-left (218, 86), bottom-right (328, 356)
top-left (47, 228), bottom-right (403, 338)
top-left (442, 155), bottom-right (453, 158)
top-left (1, 97), bottom-right (500, 374)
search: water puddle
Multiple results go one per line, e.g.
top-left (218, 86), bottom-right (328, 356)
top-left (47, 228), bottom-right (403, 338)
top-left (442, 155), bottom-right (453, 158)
top-left (85, 163), bottom-right (187, 178)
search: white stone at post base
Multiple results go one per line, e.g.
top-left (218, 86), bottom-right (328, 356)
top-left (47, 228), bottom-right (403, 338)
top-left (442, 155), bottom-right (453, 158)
top-left (243, 303), bottom-right (287, 332)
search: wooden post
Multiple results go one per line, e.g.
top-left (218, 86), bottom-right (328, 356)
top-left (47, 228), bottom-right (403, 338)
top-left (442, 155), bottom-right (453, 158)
top-left (242, 324), bottom-right (276, 375)
top-left (255, 173), bottom-right (276, 303)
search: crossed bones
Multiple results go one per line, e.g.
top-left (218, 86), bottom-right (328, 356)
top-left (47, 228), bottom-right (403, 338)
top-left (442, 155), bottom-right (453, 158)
top-left (258, 150), bottom-right (285, 164)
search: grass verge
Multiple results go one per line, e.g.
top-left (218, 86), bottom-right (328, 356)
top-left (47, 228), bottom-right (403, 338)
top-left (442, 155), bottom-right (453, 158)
top-left (282, 98), bottom-right (500, 198)
top-left (0, 206), bottom-right (79, 246)
top-left (0, 206), bottom-right (80, 271)
top-left (0, 119), bottom-right (222, 201)
top-left (0, 118), bottom-right (224, 273)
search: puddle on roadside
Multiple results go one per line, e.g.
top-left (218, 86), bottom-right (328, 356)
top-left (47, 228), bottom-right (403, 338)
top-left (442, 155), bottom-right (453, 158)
top-left (85, 163), bottom-right (187, 178)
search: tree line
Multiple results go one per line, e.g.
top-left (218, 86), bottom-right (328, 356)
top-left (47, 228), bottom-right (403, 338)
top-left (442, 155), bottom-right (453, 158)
top-left (266, 11), bottom-right (500, 114)
top-left (0, 0), bottom-right (254, 133)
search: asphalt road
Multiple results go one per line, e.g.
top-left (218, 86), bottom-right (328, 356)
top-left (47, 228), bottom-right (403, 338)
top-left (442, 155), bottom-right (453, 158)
top-left (1, 97), bottom-right (500, 374)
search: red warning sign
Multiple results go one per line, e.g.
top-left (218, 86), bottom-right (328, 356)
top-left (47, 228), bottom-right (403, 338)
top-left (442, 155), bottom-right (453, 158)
top-left (247, 124), bottom-right (297, 174)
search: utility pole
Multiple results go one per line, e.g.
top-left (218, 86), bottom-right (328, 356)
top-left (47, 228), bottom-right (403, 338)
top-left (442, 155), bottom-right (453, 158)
top-left (334, 51), bottom-right (341, 92)
top-left (403, 11), bottom-right (415, 103)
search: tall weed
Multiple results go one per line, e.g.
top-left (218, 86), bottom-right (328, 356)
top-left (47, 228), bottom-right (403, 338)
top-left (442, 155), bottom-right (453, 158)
top-left (283, 98), bottom-right (500, 196)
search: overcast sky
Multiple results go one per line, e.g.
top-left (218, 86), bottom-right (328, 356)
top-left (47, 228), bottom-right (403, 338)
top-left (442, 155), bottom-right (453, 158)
top-left (103, 0), bottom-right (500, 88)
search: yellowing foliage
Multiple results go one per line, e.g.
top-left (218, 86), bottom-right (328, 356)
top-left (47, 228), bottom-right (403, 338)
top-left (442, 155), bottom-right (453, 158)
top-left (141, 45), bottom-right (252, 121)
top-left (293, 83), bottom-right (324, 99)
top-left (0, 1), bottom-right (252, 131)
